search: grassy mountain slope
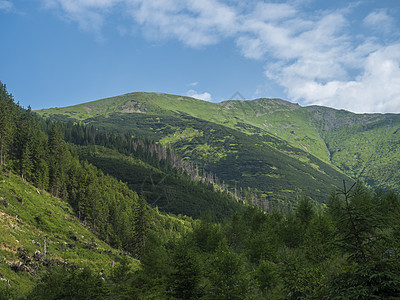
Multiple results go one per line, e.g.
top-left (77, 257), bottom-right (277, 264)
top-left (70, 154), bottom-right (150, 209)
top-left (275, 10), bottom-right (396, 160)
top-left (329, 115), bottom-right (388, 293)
top-left (306, 106), bottom-right (400, 191)
top-left (36, 93), bottom-right (354, 208)
top-left (0, 172), bottom-right (139, 296)
top-left (36, 93), bottom-right (329, 161)
top-left (220, 101), bottom-right (400, 192)
top-left (218, 99), bottom-right (331, 162)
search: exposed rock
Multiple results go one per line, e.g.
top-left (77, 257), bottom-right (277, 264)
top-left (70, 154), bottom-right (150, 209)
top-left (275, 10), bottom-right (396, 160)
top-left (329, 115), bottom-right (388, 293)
top-left (0, 199), bottom-right (7, 208)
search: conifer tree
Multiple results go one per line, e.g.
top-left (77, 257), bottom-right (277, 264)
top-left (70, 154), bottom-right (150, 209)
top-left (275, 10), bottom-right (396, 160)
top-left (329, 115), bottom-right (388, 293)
top-left (207, 245), bottom-right (251, 299)
top-left (0, 82), bottom-right (15, 165)
top-left (133, 194), bottom-right (148, 257)
top-left (48, 123), bottom-right (69, 198)
top-left (168, 239), bottom-right (201, 299)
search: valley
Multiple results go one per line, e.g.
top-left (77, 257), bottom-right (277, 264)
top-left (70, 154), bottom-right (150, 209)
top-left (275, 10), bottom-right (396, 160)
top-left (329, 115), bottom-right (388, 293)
top-left (1, 82), bottom-right (400, 298)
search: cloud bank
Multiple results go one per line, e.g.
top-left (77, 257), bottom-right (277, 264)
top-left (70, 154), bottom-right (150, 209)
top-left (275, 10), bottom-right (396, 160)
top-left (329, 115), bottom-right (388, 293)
top-left (40, 0), bottom-right (400, 113)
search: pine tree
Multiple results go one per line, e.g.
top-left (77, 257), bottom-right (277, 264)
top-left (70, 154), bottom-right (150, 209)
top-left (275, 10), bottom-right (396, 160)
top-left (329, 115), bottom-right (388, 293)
top-left (132, 194), bottom-right (148, 257)
top-left (48, 123), bottom-right (68, 198)
top-left (168, 239), bottom-right (201, 299)
top-left (0, 82), bottom-right (15, 165)
top-left (295, 196), bottom-right (314, 228)
top-left (207, 245), bottom-right (251, 299)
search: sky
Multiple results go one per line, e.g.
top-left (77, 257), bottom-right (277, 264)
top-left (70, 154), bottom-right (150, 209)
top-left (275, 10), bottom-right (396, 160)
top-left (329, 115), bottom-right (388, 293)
top-left (1, 0), bottom-right (400, 113)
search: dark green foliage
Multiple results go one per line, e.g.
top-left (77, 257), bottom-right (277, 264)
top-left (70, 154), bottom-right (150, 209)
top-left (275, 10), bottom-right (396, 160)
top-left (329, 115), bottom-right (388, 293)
top-left (0, 82), bottom-right (17, 166)
top-left (329, 181), bottom-right (385, 262)
top-left (206, 245), bottom-right (251, 300)
top-left (254, 260), bottom-right (278, 293)
top-left (295, 196), bottom-right (315, 227)
top-left (28, 266), bottom-right (109, 299)
top-left (132, 194), bottom-right (149, 257)
top-left (192, 219), bottom-right (223, 253)
top-left (302, 214), bottom-right (335, 262)
top-left (108, 257), bottom-right (139, 299)
top-left (226, 206), bottom-right (281, 262)
top-left (140, 231), bottom-right (171, 278)
top-left (48, 123), bottom-right (69, 198)
top-left (327, 181), bottom-right (400, 298)
top-left (328, 260), bottom-right (400, 300)
top-left (280, 212), bottom-right (303, 248)
top-left (76, 145), bottom-right (243, 221)
top-left (168, 239), bottom-right (201, 299)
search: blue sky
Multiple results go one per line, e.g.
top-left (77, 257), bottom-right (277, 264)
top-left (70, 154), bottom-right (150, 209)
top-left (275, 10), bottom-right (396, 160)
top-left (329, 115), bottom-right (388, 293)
top-left (1, 0), bottom-right (400, 113)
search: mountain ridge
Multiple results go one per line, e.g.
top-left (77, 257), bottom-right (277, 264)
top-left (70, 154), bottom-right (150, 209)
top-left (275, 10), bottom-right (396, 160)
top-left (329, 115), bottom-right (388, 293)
top-left (36, 92), bottom-right (400, 198)
top-left (36, 92), bottom-right (364, 209)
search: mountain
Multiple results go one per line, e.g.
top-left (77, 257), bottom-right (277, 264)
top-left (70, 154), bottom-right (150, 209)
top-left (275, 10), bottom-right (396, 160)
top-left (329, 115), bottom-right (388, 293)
top-left (36, 93), bottom-right (364, 209)
top-left (37, 92), bottom-right (400, 195)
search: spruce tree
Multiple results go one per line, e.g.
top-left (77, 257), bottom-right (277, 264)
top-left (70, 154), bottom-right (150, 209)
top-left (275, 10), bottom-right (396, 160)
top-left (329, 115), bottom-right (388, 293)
top-left (168, 239), bottom-right (201, 299)
top-left (48, 123), bottom-right (68, 198)
top-left (0, 82), bottom-right (15, 165)
top-left (133, 194), bottom-right (148, 257)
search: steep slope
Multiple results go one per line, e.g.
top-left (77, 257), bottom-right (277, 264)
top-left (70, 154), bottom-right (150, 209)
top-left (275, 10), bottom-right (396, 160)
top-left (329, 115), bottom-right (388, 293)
top-left (218, 100), bottom-right (400, 192)
top-left (0, 172), bottom-right (138, 296)
top-left (36, 93), bottom-right (353, 208)
top-left (217, 99), bottom-right (331, 162)
top-left (306, 106), bottom-right (400, 191)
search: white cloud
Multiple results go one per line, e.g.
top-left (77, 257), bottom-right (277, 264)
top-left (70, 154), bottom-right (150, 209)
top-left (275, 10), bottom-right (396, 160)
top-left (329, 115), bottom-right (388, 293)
top-left (251, 2), bottom-right (296, 22)
top-left (284, 44), bottom-right (400, 113)
top-left (0, 0), bottom-right (14, 11)
top-left (363, 9), bottom-right (394, 33)
top-left (40, 0), bottom-right (400, 112)
top-left (42, 0), bottom-right (238, 45)
top-left (127, 0), bottom-right (238, 47)
top-left (187, 89), bottom-right (212, 101)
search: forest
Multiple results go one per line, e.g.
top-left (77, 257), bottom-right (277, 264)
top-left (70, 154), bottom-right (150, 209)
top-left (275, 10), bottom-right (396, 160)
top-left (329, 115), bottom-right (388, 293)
top-left (1, 81), bottom-right (400, 299)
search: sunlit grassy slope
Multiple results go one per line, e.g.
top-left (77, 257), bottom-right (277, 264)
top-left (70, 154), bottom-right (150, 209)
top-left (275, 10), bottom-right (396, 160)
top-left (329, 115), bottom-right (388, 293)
top-left (0, 172), bottom-right (139, 296)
